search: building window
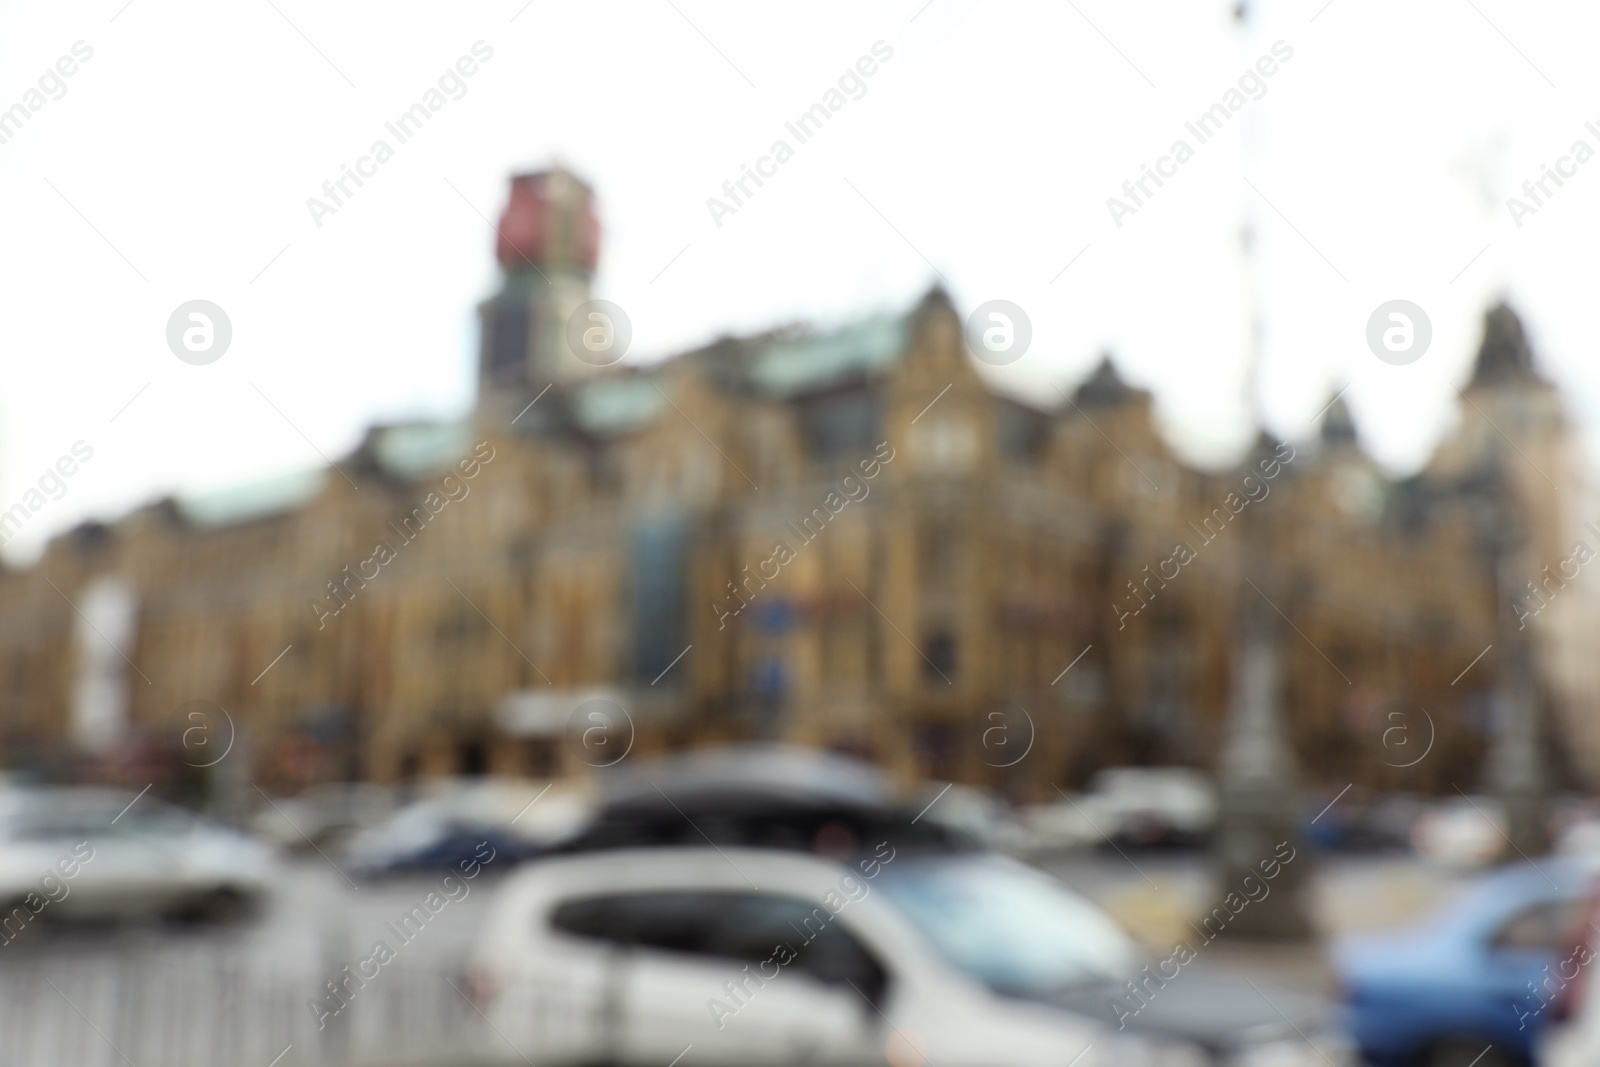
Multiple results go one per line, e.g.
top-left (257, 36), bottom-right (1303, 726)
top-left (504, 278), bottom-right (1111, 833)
top-left (797, 387), bottom-right (880, 460)
top-left (632, 516), bottom-right (687, 685)
top-left (913, 724), bottom-right (958, 779)
top-left (918, 521), bottom-right (959, 587)
top-left (485, 303), bottom-right (531, 384)
top-left (458, 739), bottom-right (488, 777)
top-left (923, 629), bottom-right (957, 683)
top-left (525, 738), bottom-right (559, 778)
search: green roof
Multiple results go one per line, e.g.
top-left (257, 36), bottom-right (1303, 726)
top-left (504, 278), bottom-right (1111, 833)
top-left (748, 314), bottom-right (908, 396)
top-left (177, 466), bottom-right (327, 527)
top-left (570, 376), bottom-right (669, 437)
top-left (174, 420), bottom-right (473, 529)
top-left (371, 420), bottom-right (476, 479)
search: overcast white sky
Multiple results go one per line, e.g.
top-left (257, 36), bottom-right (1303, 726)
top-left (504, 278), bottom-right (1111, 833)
top-left (2, 0), bottom-right (1598, 561)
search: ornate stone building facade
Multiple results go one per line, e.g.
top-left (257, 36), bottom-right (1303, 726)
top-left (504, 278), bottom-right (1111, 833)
top-left (0, 168), bottom-right (1590, 800)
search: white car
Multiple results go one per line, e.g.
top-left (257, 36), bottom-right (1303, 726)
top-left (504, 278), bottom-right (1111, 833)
top-left (1410, 796), bottom-right (1508, 869)
top-left (1086, 768), bottom-right (1218, 846)
top-left (0, 787), bottom-right (277, 927)
top-left (1020, 768), bottom-right (1218, 853)
top-left (467, 846), bottom-right (1344, 1067)
top-left (250, 780), bottom-right (397, 852)
top-left (907, 782), bottom-right (1032, 853)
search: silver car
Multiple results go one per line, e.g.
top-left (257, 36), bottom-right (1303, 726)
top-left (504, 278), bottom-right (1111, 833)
top-left (0, 787), bottom-right (276, 934)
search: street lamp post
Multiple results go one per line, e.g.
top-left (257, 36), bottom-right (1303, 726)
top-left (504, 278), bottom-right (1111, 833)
top-left (1212, 0), bottom-right (1311, 938)
top-left (1214, 594), bottom-right (1313, 937)
top-left (1473, 471), bottom-right (1549, 857)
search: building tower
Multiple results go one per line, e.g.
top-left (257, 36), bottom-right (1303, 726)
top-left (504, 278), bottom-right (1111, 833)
top-left (477, 168), bottom-right (601, 422)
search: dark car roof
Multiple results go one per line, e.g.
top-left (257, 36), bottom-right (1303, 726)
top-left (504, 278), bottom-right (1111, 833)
top-left (556, 744), bottom-right (975, 858)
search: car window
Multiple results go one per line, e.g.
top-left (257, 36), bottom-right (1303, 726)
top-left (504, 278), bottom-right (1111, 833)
top-left (877, 854), bottom-right (1138, 997)
top-left (552, 891), bottom-right (723, 956)
top-left (1493, 898), bottom-right (1589, 952)
top-left (708, 894), bottom-right (885, 997)
top-left (550, 890), bottom-right (886, 999)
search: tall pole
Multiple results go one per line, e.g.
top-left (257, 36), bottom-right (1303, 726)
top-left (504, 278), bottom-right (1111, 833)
top-left (1212, 0), bottom-right (1310, 938)
top-left (1480, 482), bottom-right (1549, 856)
top-left (1214, 505), bottom-right (1312, 938)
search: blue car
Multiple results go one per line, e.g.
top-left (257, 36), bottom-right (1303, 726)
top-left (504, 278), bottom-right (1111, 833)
top-left (1333, 857), bottom-right (1598, 1067)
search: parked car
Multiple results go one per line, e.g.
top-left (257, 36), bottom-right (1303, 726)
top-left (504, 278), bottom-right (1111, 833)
top-left (1014, 796), bottom-right (1106, 853)
top-left (250, 781), bottom-right (396, 852)
top-left (474, 745), bottom-right (1348, 1067)
top-left (905, 781), bottom-right (1031, 853)
top-left (0, 786), bottom-right (276, 925)
top-left (1333, 855), bottom-right (1599, 1067)
top-left (1087, 767), bottom-right (1218, 846)
top-left (1306, 793), bottom-right (1426, 853)
top-left (345, 778), bottom-right (587, 877)
top-left (1410, 797), bottom-right (1508, 869)
top-left (557, 744), bottom-right (976, 859)
top-left (1551, 796), bottom-right (1600, 857)
top-left (468, 846), bottom-right (1348, 1067)
top-left (1536, 873), bottom-right (1600, 1067)
top-left (1019, 767), bottom-right (1217, 853)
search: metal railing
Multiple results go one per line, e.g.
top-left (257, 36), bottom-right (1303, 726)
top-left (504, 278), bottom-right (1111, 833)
top-left (0, 950), bottom-right (582, 1067)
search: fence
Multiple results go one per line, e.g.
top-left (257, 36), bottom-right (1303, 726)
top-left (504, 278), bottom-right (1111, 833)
top-left (0, 949), bottom-right (581, 1067)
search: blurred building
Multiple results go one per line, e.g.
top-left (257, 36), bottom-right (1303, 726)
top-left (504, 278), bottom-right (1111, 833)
top-left (0, 168), bottom-right (1590, 798)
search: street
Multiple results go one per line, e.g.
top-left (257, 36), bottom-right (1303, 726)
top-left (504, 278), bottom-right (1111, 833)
top-left (2, 847), bottom-right (1475, 993)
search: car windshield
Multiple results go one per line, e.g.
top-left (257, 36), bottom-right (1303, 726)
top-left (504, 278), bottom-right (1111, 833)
top-left (877, 854), bottom-right (1139, 997)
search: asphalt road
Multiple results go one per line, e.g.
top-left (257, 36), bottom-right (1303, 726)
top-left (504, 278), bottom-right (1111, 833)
top-left (0, 846), bottom-right (1471, 986)
top-left (0, 847), bottom-right (1481, 1067)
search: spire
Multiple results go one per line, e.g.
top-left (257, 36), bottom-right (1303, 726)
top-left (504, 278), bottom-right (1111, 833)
top-left (1320, 392), bottom-right (1357, 448)
top-left (917, 283), bottom-right (953, 312)
top-left (1073, 353), bottom-right (1137, 409)
top-left (1468, 302), bottom-right (1540, 389)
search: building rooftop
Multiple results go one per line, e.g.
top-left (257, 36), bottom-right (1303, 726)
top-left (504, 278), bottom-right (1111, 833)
top-left (746, 313), bottom-right (909, 398)
top-left (177, 466), bottom-right (328, 528)
top-left (1468, 302), bottom-right (1542, 389)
